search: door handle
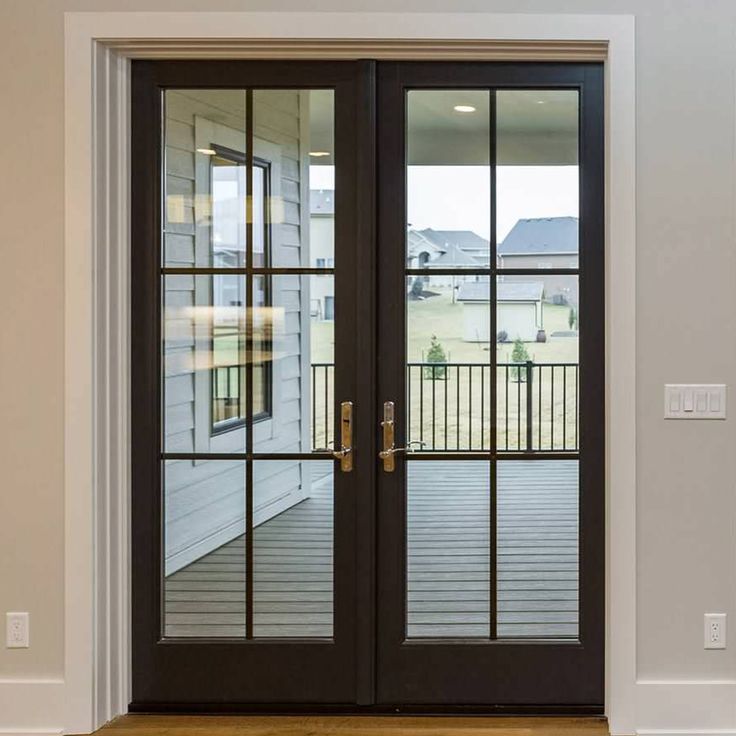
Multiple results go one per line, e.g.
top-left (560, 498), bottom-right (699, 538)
top-left (334, 401), bottom-right (353, 472)
top-left (314, 401), bottom-right (353, 472)
top-left (379, 400), bottom-right (425, 472)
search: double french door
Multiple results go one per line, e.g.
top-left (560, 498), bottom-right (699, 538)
top-left (131, 59), bottom-right (603, 712)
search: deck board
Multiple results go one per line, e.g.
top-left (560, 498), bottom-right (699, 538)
top-left (164, 460), bottom-right (578, 639)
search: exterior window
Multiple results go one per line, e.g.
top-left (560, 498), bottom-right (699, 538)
top-left (316, 257), bottom-right (326, 268)
top-left (210, 147), bottom-right (272, 433)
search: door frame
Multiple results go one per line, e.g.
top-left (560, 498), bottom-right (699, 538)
top-left (55, 13), bottom-right (637, 736)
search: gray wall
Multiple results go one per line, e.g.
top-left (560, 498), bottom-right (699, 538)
top-left (1, 0), bottom-right (735, 694)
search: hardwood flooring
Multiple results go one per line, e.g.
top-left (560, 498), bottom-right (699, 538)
top-left (98, 714), bottom-right (608, 735)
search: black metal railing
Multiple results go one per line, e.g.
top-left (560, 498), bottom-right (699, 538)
top-left (311, 361), bottom-right (579, 453)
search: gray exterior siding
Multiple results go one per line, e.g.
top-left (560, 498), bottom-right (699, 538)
top-left (162, 90), bottom-right (313, 575)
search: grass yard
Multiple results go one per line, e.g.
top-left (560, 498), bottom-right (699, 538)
top-left (206, 287), bottom-right (580, 452)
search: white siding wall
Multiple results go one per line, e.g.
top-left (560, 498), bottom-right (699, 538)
top-left (163, 90), bottom-right (312, 574)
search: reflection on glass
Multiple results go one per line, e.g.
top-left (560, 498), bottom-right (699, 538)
top-left (254, 89), bottom-right (335, 268)
top-left (406, 90), bottom-right (491, 270)
top-left (495, 276), bottom-right (579, 451)
top-left (254, 460), bottom-right (334, 638)
top-left (251, 275), bottom-right (335, 454)
top-left (496, 90), bottom-right (579, 256)
top-left (407, 276), bottom-right (491, 451)
top-left (163, 275), bottom-right (248, 452)
top-left (497, 460), bottom-right (579, 639)
top-left (163, 460), bottom-right (246, 638)
top-left (407, 461), bottom-right (490, 638)
top-left (163, 90), bottom-right (247, 268)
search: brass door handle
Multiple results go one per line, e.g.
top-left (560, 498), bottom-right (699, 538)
top-left (315, 402), bottom-right (353, 471)
top-left (335, 401), bottom-right (353, 472)
top-left (379, 401), bottom-right (425, 472)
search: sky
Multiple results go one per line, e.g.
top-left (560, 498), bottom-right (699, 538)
top-left (311, 165), bottom-right (579, 242)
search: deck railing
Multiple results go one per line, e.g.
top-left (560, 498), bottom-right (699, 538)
top-left (311, 361), bottom-right (579, 453)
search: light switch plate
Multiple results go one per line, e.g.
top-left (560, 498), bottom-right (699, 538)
top-left (664, 384), bottom-right (726, 419)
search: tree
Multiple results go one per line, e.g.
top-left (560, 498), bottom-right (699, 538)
top-left (568, 307), bottom-right (578, 330)
top-left (425, 334), bottom-right (447, 379)
top-left (511, 338), bottom-right (530, 381)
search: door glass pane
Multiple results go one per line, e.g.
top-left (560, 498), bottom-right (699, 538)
top-left (254, 90), bottom-right (335, 268)
top-left (163, 274), bottom-right (247, 452)
top-left (163, 90), bottom-right (247, 268)
top-left (496, 275), bottom-right (579, 452)
top-left (254, 274), bottom-right (335, 454)
top-left (163, 460), bottom-right (246, 638)
top-left (407, 90), bottom-right (491, 270)
top-left (254, 460), bottom-right (334, 638)
top-left (496, 90), bottom-right (579, 259)
top-left (407, 276), bottom-right (491, 452)
top-left (497, 460), bottom-right (579, 638)
top-left (407, 461), bottom-right (490, 638)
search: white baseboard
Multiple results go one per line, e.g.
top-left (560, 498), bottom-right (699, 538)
top-left (632, 680), bottom-right (736, 736)
top-left (637, 732), bottom-right (736, 736)
top-left (0, 679), bottom-right (65, 735)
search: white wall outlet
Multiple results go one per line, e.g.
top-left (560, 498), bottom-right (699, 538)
top-left (6, 612), bottom-right (29, 648)
top-left (704, 613), bottom-right (726, 649)
top-left (665, 384), bottom-right (726, 419)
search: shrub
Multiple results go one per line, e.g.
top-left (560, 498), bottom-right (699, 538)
top-left (497, 330), bottom-right (508, 343)
top-left (568, 307), bottom-right (577, 330)
top-left (424, 334), bottom-right (447, 379)
top-left (511, 338), bottom-right (531, 381)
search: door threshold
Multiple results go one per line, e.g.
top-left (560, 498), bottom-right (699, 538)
top-left (128, 702), bottom-right (604, 716)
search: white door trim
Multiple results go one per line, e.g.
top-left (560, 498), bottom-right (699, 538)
top-left (46, 12), bottom-right (639, 736)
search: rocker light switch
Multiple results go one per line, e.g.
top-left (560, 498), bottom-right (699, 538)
top-left (665, 385), bottom-right (726, 419)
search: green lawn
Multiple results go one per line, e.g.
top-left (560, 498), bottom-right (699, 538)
top-left (208, 289), bottom-right (580, 452)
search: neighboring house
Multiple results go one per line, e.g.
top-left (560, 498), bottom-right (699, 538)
top-left (456, 281), bottom-right (544, 343)
top-left (407, 228), bottom-right (447, 269)
top-left (498, 216), bottom-right (579, 306)
top-left (309, 189), bottom-right (335, 319)
top-left (408, 228), bottom-right (491, 287)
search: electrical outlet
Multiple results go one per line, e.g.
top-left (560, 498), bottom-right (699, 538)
top-left (704, 613), bottom-right (726, 650)
top-left (6, 612), bottom-right (29, 648)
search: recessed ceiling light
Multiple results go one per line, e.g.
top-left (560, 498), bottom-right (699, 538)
top-left (536, 100), bottom-right (546, 104)
top-left (196, 148), bottom-right (217, 155)
top-left (309, 151), bottom-right (331, 157)
top-left (453, 105), bottom-right (476, 113)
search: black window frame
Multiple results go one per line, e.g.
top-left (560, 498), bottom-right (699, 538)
top-left (209, 143), bottom-right (273, 436)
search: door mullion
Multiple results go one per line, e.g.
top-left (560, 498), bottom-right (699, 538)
top-left (245, 88), bottom-right (254, 640)
top-left (489, 89), bottom-right (498, 640)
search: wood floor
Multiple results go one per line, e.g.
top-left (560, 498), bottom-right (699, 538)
top-left (98, 715), bottom-right (608, 735)
top-left (165, 460), bottom-right (578, 639)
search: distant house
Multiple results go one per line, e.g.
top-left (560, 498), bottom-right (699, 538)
top-left (309, 189), bottom-right (335, 319)
top-left (456, 281), bottom-right (544, 343)
top-left (409, 228), bottom-right (491, 268)
top-left (498, 216), bottom-right (578, 306)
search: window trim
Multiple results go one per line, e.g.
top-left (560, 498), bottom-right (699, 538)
top-left (208, 143), bottom-right (273, 436)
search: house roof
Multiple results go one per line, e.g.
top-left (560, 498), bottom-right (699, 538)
top-left (425, 242), bottom-right (484, 267)
top-left (498, 216), bottom-right (578, 255)
top-left (456, 281), bottom-right (544, 303)
top-left (310, 189), bottom-right (334, 216)
top-left (417, 228), bottom-right (491, 253)
top-left (408, 229), bottom-right (446, 257)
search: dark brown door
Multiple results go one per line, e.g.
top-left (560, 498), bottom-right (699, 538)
top-left (375, 62), bottom-right (604, 709)
top-left (131, 60), bottom-right (376, 707)
top-left (130, 59), bottom-right (604, 712)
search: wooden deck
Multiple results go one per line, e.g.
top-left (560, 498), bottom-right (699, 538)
top-left (164, 460), bottom-right (578, 639)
